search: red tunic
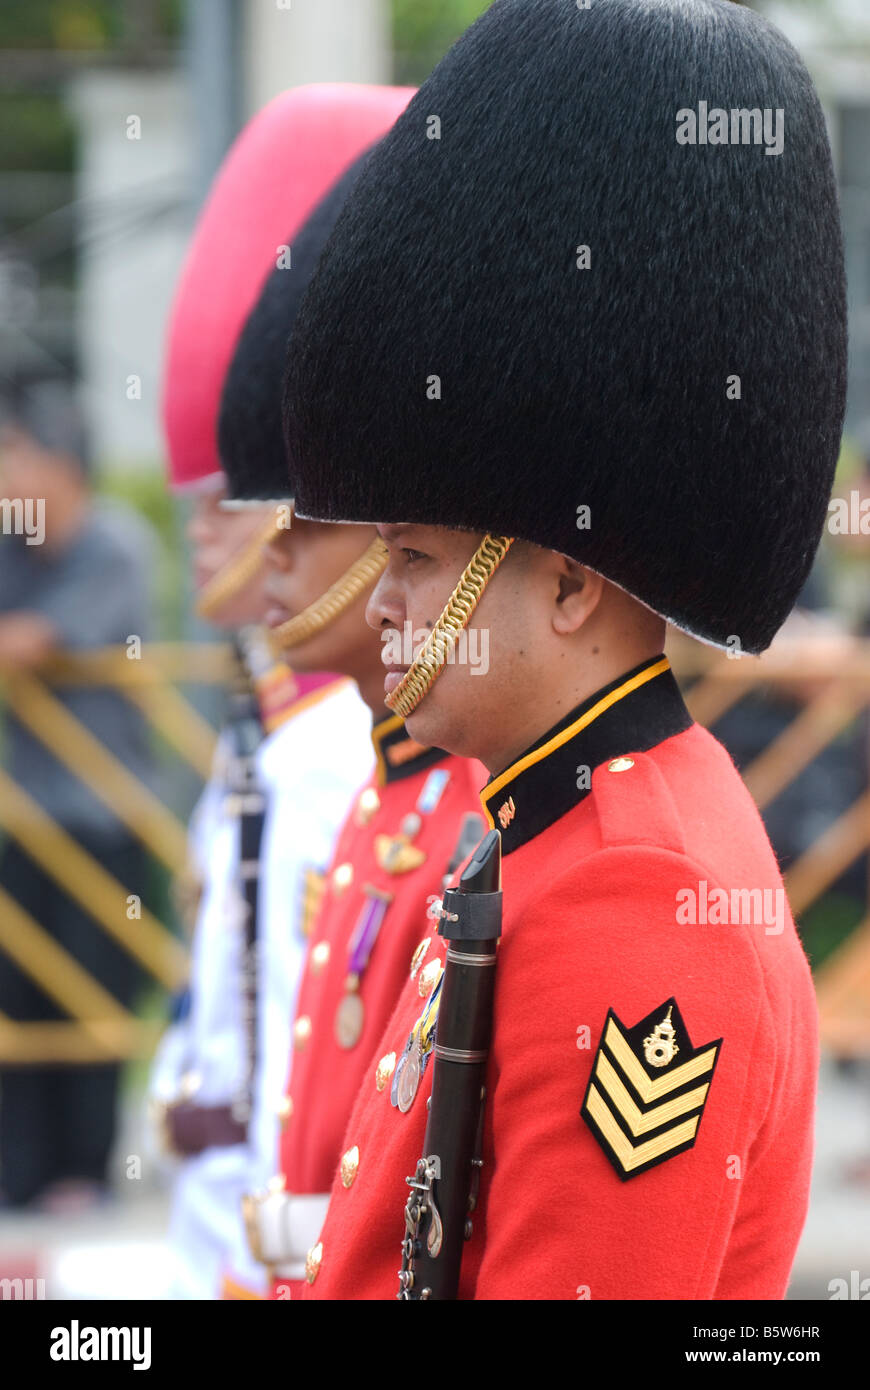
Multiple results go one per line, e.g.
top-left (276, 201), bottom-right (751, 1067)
top-left (273, 715), bottom-right (485, 1296)
top-left (302, 657), bottom-right (818, 1300)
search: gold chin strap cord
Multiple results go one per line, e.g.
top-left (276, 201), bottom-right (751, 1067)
top-left (195, 511), bottom-right (284, 621)
top-left (385, 534), bottom-right (514, 720)
top-left (271, 536), bottom-right (389, 651)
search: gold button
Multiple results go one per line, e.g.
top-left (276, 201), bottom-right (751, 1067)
top-left (268, 1172), bottom-right (286, 1193)
top-left (277, 1095), bottom-right (293, 1126)
top-left (332, 862), bottom-right (353, 894)
top-left (607, 757), bottom-right (635, 773)
top-left (293, 1015), bottom-right (312, 1050)
top-left (356, 787), bottom-right (380, 826)
top-left (418, 958), bottom-right (443, 998)
top-left (340, 1144), bottom-right (360, 1188)
top-left (375, 1051), bottom-right (397, 1093)
top-left (310, 941), bottom-right (331, 975)
top-left (409, 937), bottom-right (431, 980)
top-left (305, 1241), bottom-right (323, 1285)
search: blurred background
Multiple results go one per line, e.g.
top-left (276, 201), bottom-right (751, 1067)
top-left (0, 0), bottom-right (868, 1300)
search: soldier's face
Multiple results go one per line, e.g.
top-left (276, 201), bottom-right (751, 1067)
top-left (262, 518), bottom-right (385, 683)
top-left (367, 525), bottom-right (551, 770)
top-left (186, 487), bottom-right (271, 628)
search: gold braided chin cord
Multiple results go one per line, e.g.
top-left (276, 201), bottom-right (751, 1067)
top-left (271, 536), bottom-right (389, 651)
top-left (385, 534), bottom-right (515, 720)
top-left (194, 511), bottom-right (284, 620)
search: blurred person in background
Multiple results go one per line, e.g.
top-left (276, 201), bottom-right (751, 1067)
top-left (0, 376), bottom-right (155, 1212)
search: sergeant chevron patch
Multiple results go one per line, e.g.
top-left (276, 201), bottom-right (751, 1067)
top-left (580, 999), bottom-right (721, 1181)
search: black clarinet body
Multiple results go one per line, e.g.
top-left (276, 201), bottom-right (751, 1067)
top-left (398, 828), bottom-right (503, 1300)
top-left (226, 638), bottom-right (268, 1129)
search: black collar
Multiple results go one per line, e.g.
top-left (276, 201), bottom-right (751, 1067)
top-left (371, 714), bottom-right (447, 787)
top-left (480, 656), bottom-right (692, 854)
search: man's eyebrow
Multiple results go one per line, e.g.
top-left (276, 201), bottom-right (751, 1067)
top-left (377, 523), bottom-right (411, 543)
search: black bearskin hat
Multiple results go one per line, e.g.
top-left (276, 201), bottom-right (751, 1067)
top-left (283, 0), bottom-right (847, 652)
top-left (219, 152), bottom-right (372, 501)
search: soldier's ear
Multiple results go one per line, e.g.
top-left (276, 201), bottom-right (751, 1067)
top-left (552, 559), bottom-right (604, 635)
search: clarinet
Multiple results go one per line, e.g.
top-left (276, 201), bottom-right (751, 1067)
top-left (398, 828), bottom-right (503, 1300)
top-left (226, 635), bottom-right (268, 1131)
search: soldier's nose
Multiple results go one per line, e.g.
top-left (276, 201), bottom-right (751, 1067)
top-left (366, 567), bottom-right (405, 633)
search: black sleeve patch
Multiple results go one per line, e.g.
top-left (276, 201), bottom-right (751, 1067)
top-left (580, 998), bottom-right (722, 1180)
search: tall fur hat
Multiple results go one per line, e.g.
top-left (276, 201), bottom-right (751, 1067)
top-left (283, 0), bottom-right (847, 652)
top-left (218, 153), bottom-right (372, 502)
top-left (161, 83), bottom-right (413, 493)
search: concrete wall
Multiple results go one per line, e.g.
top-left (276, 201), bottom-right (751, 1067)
top-left (66, 70), bottom-right (194, 470)
top-left (242, 0), bottom-right (390, 117)
top-left (67, 1), bottom-right (390, 470)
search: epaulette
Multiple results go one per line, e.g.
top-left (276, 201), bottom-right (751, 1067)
top-left (590, 751), bottom-right (687, 858)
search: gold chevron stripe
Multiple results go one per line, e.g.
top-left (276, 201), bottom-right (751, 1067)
top-left (595, 1050), bottom-right (710, 1136)
top-left (604, 1017), bottom-right (717, 1102)
top-left (586, 1083), bottom-right (699, 1172)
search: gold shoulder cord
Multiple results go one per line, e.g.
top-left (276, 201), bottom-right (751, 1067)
top-left (385, 534), bottom-right (514, 720)
top-left (195, 512), bottom-right (284, 620)
top-left (271, 536), bottom-right (389, 651)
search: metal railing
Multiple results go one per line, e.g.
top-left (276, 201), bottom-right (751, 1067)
top-left (0, 644), bottom-right (232, 1063)
top-left (0, 638), bottom-right (868, 1062)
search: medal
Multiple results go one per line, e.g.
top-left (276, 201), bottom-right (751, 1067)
top-left (374, 812), bottom-right (427, 875)
top-left (416, 768), bottom-right (450, 815)
top-left (391, 1027), bottom-right (414, 1108)
top-left (334, 885), bottom-right (392, 1049)
top-left (397, 1037), bottom-right (423, 1113)
top-left (300, 867), bottom-right (326, 937)
top-left (334, 985), bottom-right (365, 1049)
top-left (391, 970), bottom-right (444, 1113)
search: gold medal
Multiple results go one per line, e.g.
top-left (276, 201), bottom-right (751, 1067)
top-left (335, 982), bottom-right (365, 1049)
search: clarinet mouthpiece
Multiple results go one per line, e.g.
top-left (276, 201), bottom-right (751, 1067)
top-left (458, 829), bottom-right (501, 895)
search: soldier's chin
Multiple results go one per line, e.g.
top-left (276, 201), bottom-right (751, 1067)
top-left (402, 686), bottom-right (457, 756)
top-left (277, 636), bottom-right (320, 673)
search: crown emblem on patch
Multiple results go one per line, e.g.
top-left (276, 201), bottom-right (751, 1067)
top-left (580, 998), bottom-right (721, 1180)
top-left (643, 1004), bottom-right (679, 1068)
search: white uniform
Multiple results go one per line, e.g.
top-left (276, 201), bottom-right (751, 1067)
top-left (151, 678), bottom-right (373, 1298)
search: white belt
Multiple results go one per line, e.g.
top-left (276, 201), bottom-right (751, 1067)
top-left (241, 1188), bottom-right (329, 1281)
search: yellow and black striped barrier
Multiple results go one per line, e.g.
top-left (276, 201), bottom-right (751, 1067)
top-left (0, 639), bottom-right (868, 1063)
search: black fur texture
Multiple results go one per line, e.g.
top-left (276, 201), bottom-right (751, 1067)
top-left (282, 0), bottom-right (847, 652)
top-left (218, 151), bottom-right (373, 500)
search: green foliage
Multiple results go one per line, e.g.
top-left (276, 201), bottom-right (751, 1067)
top-left (0, 93), bottom-right (74, 172)
top-left (0, 0), bottom-right (182, 50)
top-left (0, 1), bottom-right (110, 49)
top-left (391, 0), bottom-right (492, 84)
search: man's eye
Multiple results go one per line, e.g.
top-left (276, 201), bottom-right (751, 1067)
top-left (401, 548), bottom-right (426, 565)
